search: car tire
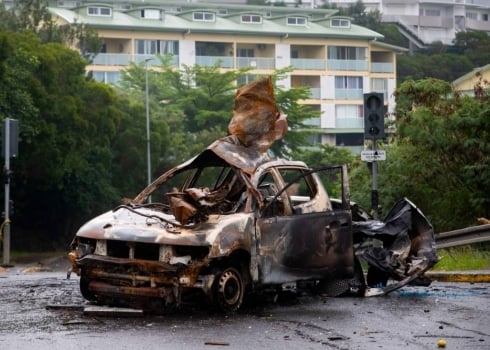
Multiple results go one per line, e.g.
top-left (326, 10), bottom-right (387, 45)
top-left (79, 269), bottom-right (96, 301)
top-left (211, 267), bottom-right (244, 313)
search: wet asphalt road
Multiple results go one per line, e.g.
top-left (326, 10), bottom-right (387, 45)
top-left (0, 262), bottom-right (489, 350)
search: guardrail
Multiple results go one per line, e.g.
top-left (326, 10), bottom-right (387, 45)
top-left (435, 224), bottom-right (490, 249)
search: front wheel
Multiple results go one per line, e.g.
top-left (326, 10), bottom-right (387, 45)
top-left (79, 269), bottom-right (96, 301)
top-left (211, 267), bottom-right (244, 313)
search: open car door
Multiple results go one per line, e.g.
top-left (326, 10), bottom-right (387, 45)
top-left (254, 165), bottom-right (355, 285)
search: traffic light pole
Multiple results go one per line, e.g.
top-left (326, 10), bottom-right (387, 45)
top-left (2, 120), bottom-right (11, 266)
top-left (363, 92), bottom-right (384, 220)
top-left (371, 140), bottom-right (379, 220)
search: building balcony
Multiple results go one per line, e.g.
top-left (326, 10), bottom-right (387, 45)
top-left (371, 62), bottom-right (394, 73)
top-left (91, 53), bottom-right (178, 67)
top-left (237, 57), bottom-right (275, 69)
top-left (335, 88), bottom-right (364, 100)
top-left (328, 59), bottom-right (368, 71)
top-left (196, 56), bottom-right (234, 68)
top-left (303, 117), bottom-right (321, 127)
top-left (335, 117), bottom-right (364, 129)
top-left (309, 88), bottom-right (321, 99)
top-left (92, 53), bottom-right (132, 66)
top-left (291, 58), bottom-right (326, 70)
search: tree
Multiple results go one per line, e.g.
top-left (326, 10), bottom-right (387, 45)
top-left (452, 30), bottom-right (490, 67)
top-left (397, 53), bottom-right (473, 82)
top-left (0, 0), bottom-right (101, 59)
top-left (374, 78), bottom-right (490, 231)
top-left (119, 61), bottom-right (319, 163)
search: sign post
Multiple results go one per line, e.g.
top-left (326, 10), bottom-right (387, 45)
top-left (2, 118), bottom-right (18, 266)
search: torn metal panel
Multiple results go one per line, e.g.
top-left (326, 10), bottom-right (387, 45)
top-left (352, 198), bottom-right (439, 295)
top-left (228, 76), bottom-right (283, 153)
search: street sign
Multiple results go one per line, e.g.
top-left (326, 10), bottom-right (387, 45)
top-left (361, 150), bottom-right (386, 162)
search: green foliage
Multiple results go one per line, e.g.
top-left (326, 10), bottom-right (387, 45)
top-left (397, 54), bottom-right (473, 82)
top-left (377, 78), bottom-right (490, 231)
top-left (0, 30), bottom-right (128, 247)
top-left (119, 62), bottom-right (315, 163)
top-left (290, 144), bottom-right (356, 200)
top-left (452, 30), bottom-right (490, 67)
top-left (0, 0), bottom-right (101, 57)
top-left (433, 246), bottom-right (490, 271)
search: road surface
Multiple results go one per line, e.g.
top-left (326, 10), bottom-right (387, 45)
top-left (0, 259), bottom-right (488, 350)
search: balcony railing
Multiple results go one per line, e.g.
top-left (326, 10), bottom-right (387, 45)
top-left (90, 53), bottom-right (178, 67)
top-left (371, 62), bottom-right (394, 73)
top-left (328, 59), bottom-right (368, 71)
top-left (308, 88), bottom-right (321, 99)
top-left (237, 57), bottom-right (275, 69)
top-left (92, 53), bottom-right (132, 66)
top-left (196, 56), bottom-right (234, 68)
top-left (335, 117), bottom-right (363, 129)
top-left (303, 117), bottom-right (321, 127)
top-left (335, 88), bottom-right (364, 100)
top-left (291, 58), bottom-right (326, 70)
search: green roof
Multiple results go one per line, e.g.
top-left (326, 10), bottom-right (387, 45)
top-left (47, 0), bottom-right (384, 40)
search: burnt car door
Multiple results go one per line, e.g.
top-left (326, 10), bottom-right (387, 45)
top-left (254, 164), bottom-right (354, 285)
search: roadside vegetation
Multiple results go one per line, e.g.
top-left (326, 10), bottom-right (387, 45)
top-left (433, 245), bottom-right (490, 271)
top-left (0, 0), bottom-right (489, 264)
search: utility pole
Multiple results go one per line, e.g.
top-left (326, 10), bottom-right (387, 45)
top-left (2, 118), bottom-right (19, 266)
top-left (145, 58), bottom-right (152, 203)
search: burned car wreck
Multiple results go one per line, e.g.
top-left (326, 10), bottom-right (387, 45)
top-left (68, 77), bottom-right (438, 312)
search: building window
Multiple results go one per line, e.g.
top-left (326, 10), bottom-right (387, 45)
top-left (335, 76), bottom-right (363, 89)
top-left (87, 6), bottom-right (112, 17)
top-left (371, 78), bottom-right (388, 91)
top-left (237, 74), bottom-right (258, 86)
top-left (336, 133), bottom-right (364, 147)
top-left (241, 14), bottom-right (262, 24)
top-left (466, 12), bottom-right (477, 20)
top-left (136, 40), bottom-right (179, 55)
top-left (425, 9), bottom-right (441, 17)
top-left (193, 11), bottom-right (215, 22)
top-left (336, 105), bottom-right (363, 119)
top-left (331, 18), bottom-right (350, 28)
top-left (307, 134), bottom-right (322, 145)
top-left (328, 46), bottom-right (366, 60)
top-left (238, 48), bottom-right (254, 57)
top-left (140, 9), bottom-right (163, 20)
top-left (483, 14), bottom-right (489, 21)
top-left (287, 16), bottom-right (307, 26)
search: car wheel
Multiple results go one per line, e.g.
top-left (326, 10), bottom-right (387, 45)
top-left (79, 269), bottom-right (96, 301)
top-left (212, 267), bottom-right (244, 313)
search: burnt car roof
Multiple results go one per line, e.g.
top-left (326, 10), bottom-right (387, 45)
top-left (133, 136), bottom-right (271, 203)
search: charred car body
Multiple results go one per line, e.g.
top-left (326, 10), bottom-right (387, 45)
top-left (68, 78), bottom-right (438, 312)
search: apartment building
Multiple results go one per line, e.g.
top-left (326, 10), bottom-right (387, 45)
top-left (44, 0), bottom-right (402, 152)
top-left (209, 1), bottom-right (490, 48)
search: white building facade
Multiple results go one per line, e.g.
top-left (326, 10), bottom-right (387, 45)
top-left (39, 0), bottom-right (405, 152)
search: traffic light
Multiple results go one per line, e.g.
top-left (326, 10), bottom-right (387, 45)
top-left (363, 93), bottom-right (385, 140)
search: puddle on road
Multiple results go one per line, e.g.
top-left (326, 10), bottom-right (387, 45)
top-left (393, 285), bottom-right (488, 298)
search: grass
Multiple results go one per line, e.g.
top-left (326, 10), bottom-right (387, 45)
top-left (433, 246), bottom-right (490, 271)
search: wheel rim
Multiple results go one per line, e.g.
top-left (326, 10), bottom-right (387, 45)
top-left (215, 267), bottom-right (243, 312)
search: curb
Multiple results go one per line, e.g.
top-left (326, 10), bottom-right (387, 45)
top-left (426, 270), bottom-right (490, 283)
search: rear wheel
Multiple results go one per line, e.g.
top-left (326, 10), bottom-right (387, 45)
top-left (211, 267), bottom-right (244, 313)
